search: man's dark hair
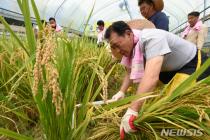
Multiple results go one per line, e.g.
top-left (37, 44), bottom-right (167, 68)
top-left (49, 17), bottom-right (56, 22)
top-left (104, 21), bottom-right (132, 40)
top-left (188, 11), bottom-right (200, 17)
top-left (97, 20), bottom-right (104, 26)
top-left (138, 0), bottom-right (154, 6)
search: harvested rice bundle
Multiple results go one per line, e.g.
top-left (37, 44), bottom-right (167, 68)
top-left (89, 80), bottom-right (210, 140)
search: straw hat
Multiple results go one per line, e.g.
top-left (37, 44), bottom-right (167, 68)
top-left (126, 19), bottom-right (155, 30)
top-left (111, 19), bottom-right (155, 60)
top-left (152, 0), bottom-right (164, 11)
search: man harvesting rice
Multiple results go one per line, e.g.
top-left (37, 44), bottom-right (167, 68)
top-left (104, 21), bottom-right (210, 139)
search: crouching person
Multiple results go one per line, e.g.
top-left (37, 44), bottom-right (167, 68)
top-left (104, 21), bottom-right (210, 139)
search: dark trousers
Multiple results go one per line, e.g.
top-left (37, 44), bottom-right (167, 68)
top-left (159, 50), bottom-right (210, 84)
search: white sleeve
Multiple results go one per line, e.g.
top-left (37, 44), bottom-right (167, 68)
top-left (142, 29), bottom-right (171, 60)
top-left (144, 36), bottom-right (171, 60)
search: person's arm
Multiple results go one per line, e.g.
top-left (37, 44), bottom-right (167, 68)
top-left (112, 67), bottom-right (132, 101)
top-left (130, 56), bottom-right (164, 112)
top-left (120, 56), bottom-right (164, 137)
top-left (119, 67), bottom-right (132, 93)
top-left (97, 35), bottom-right (100, 44)
top-left (197, 26), bottom-right (208, 50)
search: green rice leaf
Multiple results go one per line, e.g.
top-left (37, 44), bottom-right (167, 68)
top-left (0, 128), bottom-right (33, 140)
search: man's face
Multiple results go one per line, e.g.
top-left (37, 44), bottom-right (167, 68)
top-left (140, 2), bottom-right (153, 19)
top-left (49, 20), bottom-right (56, 29)
top-left (188, 15), bottom-right (199, 27)
top-left (109, 31), bottom-right (134, 57)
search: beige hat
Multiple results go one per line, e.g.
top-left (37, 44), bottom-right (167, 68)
top-left (111, 19), bottom-right (155, 60)
top-left (153, 0), bottom-right (164, 11)
top-left (126, 19), bottom-right (155, 29)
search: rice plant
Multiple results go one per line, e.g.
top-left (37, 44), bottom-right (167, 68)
top-left (0, 1), bottom-right (120, 139)
top-left (1, 1), bottom-right (210, 140)
top-left (88, 60), bottom-right (210, 140)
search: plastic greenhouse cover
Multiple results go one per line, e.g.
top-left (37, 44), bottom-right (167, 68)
top-left (0, 0), bottom-right (209, 32)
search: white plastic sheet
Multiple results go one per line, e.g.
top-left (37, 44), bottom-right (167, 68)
top-left (0, 0), bottom-right (209, 32)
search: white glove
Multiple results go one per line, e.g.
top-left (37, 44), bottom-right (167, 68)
top-left (120, 108), bottom-right (138, 139)
top-left (112, 91), bottom-right (125, 101)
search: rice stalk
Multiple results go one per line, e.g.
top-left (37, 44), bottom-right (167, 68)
top-left (89, 81), bottom-right (210, 140)
top-left (33, 26), bottom-right (62, 115)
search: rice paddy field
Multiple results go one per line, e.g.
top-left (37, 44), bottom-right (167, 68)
top-left (1, 1), bottom-right (210, 140)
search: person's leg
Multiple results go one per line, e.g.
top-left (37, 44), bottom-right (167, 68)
top-left (159, 51), bottom-right (197, 93)
top-left (179, 50), bottom-right (210, 81)
top-left (165, 73), bottom-right (190, 94)
top-left (198, 51), bottom-right (210, 80)
top-left (159, 71), bottom-right (177, 84)
top-left (172, 51), bottom-right (210, 81)
top-left (159, 50), bottom-right (210, 93)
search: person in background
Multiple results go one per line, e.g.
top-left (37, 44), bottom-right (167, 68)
top-left (96, 20), bottom-right (106, 47)
top-left (181, 11), bottom-right (208, 50)
top-left (33, 20), bottom-right (47, 39)
top-left (105, 21), bottom-right (210, 139)
top-left (49, 17), bottom-right (62, 32)
top-left (138, 0), bottom-right (169, 31)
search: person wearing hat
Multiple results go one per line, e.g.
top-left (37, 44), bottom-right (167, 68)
top-left (105, 21), bottom-right (210, 139)
top-left (138, 0), bottom-right (169, 31)
top-left (181, 11), bottom-right (208, 50)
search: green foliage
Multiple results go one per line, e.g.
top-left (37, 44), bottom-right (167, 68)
top-left (0, 128), bottom-right (33, 140)
top-left (89, 60), bottom-right (210, 140)
top-left (1, 1), bottom-right (210, 140)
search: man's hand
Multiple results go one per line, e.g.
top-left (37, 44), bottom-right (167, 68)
top-left (112, 91), bottom-right (125, 101)
top-left (120, 108), bottom-right (138, 140)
